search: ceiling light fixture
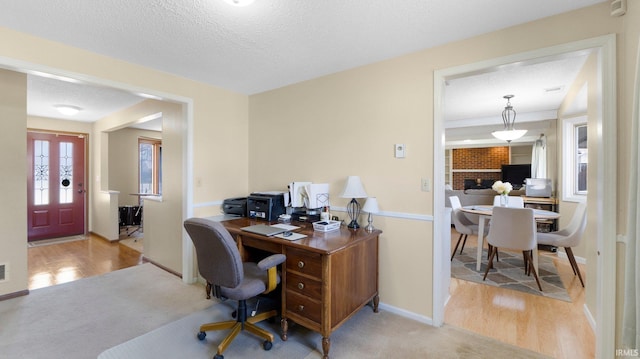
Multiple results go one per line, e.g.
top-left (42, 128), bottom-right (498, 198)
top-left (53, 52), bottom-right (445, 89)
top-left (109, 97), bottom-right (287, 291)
top-left (54, 105), bottom-right (82, 116)
top-left (491, 95), bottom-right (527, 142)
top-left (223, 0), bottom-right (255, 6)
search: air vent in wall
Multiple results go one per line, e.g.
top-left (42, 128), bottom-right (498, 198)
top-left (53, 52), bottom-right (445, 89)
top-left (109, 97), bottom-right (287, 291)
top-left (611, 0), bottom-right (626, 17)
top-left (0, 264), bottom-right (5, 281)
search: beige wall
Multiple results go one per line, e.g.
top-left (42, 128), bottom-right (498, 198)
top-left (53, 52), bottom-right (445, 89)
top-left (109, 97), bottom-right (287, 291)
top-left (249, 3), bottom-right (622, 320)
top-left (556, 51), bottom-right (598, 263)
top-left (28, 116), bottom-right (93, 134)
top-left (0, 69), bottom-right (27, 296)
top-left (108, 127), bottom-right (161, 207)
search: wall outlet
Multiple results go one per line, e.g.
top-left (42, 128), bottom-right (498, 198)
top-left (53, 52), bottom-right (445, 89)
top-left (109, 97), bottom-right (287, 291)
top-left (421, 178), bottom-right (430, 192)
top-left (394, 144), bottom-right (405, 158)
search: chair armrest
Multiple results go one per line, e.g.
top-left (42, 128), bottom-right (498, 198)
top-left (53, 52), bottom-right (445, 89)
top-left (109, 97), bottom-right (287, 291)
top-left (258, 254), bottom-right (286, 294)
top-left (257, 254), bottom-right (286, 271)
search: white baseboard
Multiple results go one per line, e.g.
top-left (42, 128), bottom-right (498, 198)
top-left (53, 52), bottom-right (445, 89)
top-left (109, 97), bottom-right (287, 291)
top-left (378, 302), bottom-right (434, 326)
top-left (584, 303), bottom-right (596, 333)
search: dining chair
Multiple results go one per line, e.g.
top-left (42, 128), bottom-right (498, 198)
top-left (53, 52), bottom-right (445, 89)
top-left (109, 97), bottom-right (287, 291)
top-left (536, 202), bottom-right (587, 287)
top-left (449, 196), bottom-right (488, 260)
top-left (492, 195), bottom-right (524, 208)
top-left (483, 206), bottom-right (542, 291)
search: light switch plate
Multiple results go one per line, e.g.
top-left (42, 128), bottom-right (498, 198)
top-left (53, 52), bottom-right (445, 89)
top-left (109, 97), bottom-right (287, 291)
top-left (395, 144), bottom-right (405, 158)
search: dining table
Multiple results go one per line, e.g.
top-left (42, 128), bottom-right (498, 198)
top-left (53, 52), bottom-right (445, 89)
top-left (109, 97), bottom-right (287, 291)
top-left (459, 205), bottom-right (561, 271)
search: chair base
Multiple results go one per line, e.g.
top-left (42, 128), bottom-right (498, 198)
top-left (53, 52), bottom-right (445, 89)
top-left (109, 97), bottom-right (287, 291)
top-left (565, 247), bottom-right (585, 287)
top-left (199, 304), bottom-right (277, 357)
top-left (483, 246), bottom-right (542, 291)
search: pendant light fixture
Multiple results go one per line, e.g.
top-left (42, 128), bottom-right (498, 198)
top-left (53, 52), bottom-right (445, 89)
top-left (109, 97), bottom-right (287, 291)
top-left (491, 95), bottom-right (527, 142)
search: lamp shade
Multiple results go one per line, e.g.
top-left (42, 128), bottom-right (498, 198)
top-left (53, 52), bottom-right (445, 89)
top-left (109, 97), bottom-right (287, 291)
top-left (340, 176), bottom-right (367, 198)
top-left (362, 197), bottom-right (379, 214)
top-left (491, 129), bottom-right (527, 141)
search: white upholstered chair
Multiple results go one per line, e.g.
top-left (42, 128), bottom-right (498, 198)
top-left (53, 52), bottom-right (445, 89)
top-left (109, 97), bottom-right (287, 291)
top-left (449, 196), bottom-right (488, 261)
top-left (492, 195), bottom-right (525, 208)
top-left (536, 202), bottom-right (587, 287)
top-left (483, 206), bottom-right (542, 291)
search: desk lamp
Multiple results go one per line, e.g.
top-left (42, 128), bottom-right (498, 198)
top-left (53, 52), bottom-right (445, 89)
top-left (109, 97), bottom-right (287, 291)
top-left (362, 197), bottom-right (379, 232)
top-left (340, 176), bottom-right (368, 229)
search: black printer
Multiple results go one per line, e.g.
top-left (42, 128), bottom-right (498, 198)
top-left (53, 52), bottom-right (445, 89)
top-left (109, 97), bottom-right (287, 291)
top-left (222, 197), bottom-right (247, 216)
top-left (247, 192), bottom-right (286, 221)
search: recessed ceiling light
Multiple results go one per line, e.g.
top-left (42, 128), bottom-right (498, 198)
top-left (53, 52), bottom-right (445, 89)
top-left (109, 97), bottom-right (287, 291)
top-left (544, 86), bottom-right (564, 93)
top-left (223, 0), bottom-right (255, 6)
top-left (54, 105), bottom-right (82, 116)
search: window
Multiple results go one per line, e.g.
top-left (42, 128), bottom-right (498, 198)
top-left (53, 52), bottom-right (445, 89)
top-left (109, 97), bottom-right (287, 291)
top-left (139, 138), bottom-right (162, 195)
top-left (562, 116), bottom-right (587, 202)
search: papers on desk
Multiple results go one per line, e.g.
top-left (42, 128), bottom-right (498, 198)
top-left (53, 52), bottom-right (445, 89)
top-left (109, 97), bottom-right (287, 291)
top-left (288, 182), bottom-right (329, 209)
top-left (270, 224), bottom-right (300, 231)
top-left (274, 232), bottom-right (306, 241)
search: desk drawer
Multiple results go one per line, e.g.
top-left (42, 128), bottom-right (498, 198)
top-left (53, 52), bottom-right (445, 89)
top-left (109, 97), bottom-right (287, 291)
top-left (286, 290), bottom-right (321, 325)
top-left (286, 248), bottom-right (322, 278)
top-left (286, 272), bottom-right (321, 299)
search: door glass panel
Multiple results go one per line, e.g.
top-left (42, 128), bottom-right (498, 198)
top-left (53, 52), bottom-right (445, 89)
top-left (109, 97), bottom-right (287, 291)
top-left (59, 142), bottom-right (73, 204)
top-left (34, 140), bottom-right (50, 205)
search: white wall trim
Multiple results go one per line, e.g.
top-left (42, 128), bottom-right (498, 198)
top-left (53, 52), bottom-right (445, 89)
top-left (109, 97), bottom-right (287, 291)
top-left (378, 302), bottom-right (434, 326)
top-left (193, 202), bottom-right (435, 222)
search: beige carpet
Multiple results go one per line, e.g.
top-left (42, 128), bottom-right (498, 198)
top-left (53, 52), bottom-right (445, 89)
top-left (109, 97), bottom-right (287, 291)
top-left (100, 300), bottom-right (550, 359)
top-left (0, 263), bottom-right (211, 359)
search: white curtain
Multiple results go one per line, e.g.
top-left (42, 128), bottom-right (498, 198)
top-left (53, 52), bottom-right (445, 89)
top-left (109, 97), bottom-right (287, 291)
top-left (531, 135), bottom-right (547, 178)
top-left (622, 37), bottom-right (640, 350)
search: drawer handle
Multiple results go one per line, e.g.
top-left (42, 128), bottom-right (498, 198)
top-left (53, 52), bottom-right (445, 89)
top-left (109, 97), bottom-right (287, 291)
top-left (297, 282), bottom-right (305, 290)
top-left (297, 261), bottom-right (305, 269)
top-left (297, 305), bottom-right (305, 312)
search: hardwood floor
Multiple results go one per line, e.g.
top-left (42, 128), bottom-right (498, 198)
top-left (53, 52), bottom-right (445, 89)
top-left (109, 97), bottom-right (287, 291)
top-left (28, 233), bottom-right (144, 290)
top-left (27, 230), bottom-right (594, 358)
top-left (445, 229), bottom-right (595, 359)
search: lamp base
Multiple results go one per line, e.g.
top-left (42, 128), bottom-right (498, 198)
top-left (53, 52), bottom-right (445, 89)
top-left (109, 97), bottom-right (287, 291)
top-left (347, 220), bottom-right (360, 229)
top-left (364, 213), bottom-right (374, 232)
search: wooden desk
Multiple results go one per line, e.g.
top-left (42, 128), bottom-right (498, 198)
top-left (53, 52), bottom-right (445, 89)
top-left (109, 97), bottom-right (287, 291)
top-left (459, 206), bottom-right (559, 272)
top-left (219, 218), bottom-right (381, 359)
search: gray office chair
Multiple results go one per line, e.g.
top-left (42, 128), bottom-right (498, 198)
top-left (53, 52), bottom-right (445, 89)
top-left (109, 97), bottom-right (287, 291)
top-left (536, 202), bottom-right (587, 287)
top-left (483, 206), bottom-right (542, 291)
top-left (184, 218), bottom-right (286, 359)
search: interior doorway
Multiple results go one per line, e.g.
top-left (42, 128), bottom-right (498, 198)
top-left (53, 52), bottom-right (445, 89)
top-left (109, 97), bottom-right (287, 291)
top-left (27, 131), bottom-right (87, 241)
top-left (432, 35), bottom-right (617, 357)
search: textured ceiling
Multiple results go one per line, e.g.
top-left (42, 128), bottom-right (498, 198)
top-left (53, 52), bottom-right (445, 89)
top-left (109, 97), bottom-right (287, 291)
top-left (0, 0), bottom-right (605, 140)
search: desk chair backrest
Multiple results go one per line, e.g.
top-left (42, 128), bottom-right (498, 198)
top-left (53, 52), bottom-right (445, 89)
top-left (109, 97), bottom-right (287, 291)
top-left (493, 195), bottom-right (524, 208)
top-left (184, 218), bottom-right (243, 289)
top-left (487, 206), bottom-right (536, 251)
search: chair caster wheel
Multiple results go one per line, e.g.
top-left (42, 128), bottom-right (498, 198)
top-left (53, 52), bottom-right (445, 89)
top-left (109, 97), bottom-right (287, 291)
top-left (197, 331), bottom-right (206, 340)
top-left (231, 310), bottom-right (237, 318)
top-left (213, 354), bottom-right (224, 359)
top-left (263, 340), bottom-right (273, 351)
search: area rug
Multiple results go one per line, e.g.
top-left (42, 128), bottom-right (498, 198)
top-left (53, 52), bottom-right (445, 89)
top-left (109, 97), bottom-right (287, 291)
top-left (451, 249), bottom-right (571, 302)
top-left (99, 304), bottom-right (549, 359)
